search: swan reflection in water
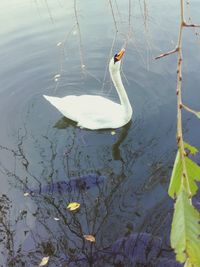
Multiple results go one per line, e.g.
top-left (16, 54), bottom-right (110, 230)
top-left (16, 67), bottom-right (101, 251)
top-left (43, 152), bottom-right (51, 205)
top-left (54, 116), bottom-right (132, 161)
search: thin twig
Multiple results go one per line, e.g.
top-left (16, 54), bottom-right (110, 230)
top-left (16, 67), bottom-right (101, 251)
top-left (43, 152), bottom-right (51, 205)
top-left (74, 0), bottom-right (85, 72)
top-left (101, 32), bottom-right (117, 93)
top-left (44, 0), bottom-right (54, 23)
top-left (183, 21), bottom-right (200, 27)
top-left (108, 0), bottom-right (118, 32)
top-left (144, 0), bottom-right (148, 30)
top-left (182, 104), bottom-right (200, 117)
top-left (185, 0), bottom-right (200, 43)
top-left (114, 0), bottom-right (122, 24)
top-left (155, 47), bottom-right (178, 60)
top-left (155, 18), bottom-right (200, 60)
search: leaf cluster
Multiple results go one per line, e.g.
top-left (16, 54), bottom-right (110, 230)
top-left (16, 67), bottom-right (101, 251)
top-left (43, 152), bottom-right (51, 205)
top-left (168, 143), bottom-right (200, 266)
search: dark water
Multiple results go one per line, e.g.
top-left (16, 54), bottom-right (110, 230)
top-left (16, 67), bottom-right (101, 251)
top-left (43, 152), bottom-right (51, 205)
top-left (0, 0), bottom-right (200, 266)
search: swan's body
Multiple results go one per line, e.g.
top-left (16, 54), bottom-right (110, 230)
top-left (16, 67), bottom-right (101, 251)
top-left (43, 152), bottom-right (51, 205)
top-left (43, 49), bottom-right (132, 130)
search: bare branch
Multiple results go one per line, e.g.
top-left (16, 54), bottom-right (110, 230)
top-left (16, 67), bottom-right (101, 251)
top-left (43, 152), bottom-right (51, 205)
top-left (108, 0), bottom-right (118, 32)
top-left (155, 47), bottom-right (178, 60)
top-left (182, 104), bottom-right (200, 118)
top-left (74, 0), bottom-right (85, 72)
top-left (176, 0), bottom-right (192, 196)
top-left (183, 21), bottom-right (200, 27)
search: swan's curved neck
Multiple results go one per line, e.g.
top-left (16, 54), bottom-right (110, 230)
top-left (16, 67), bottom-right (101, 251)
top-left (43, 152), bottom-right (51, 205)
top-left (110, 68), bottom-right (132, 117)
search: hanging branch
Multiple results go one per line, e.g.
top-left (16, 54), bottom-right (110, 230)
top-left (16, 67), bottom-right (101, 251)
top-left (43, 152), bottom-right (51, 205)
top-left (155, 47), bottom-right (178, 60)
top-left (108, 0), bottom-right (118, 32)
top-left (155, 0), bottom-right (200, 266)
top-left (175, 0), bottom-right (191, 196)
top-left (74, 0), bottom-right (85, 70)
top-left (182, 21), bottom-right (200, 27)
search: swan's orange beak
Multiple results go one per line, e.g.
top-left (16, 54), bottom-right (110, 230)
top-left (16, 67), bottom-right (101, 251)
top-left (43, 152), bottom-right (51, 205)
top-left (115, 48), bottom-right (125, 61)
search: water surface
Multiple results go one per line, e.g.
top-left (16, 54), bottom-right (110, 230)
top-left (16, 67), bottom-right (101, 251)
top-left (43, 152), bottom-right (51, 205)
top-left (0, 0), bottom-right (200, 266)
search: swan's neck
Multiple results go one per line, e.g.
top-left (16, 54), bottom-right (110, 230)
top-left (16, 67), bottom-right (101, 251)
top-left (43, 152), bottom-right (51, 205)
top-left (110, 68), bottom-right (132, 117)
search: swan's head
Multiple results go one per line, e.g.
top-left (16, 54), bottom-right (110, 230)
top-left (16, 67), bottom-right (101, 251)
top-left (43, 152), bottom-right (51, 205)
top-left (109, 48), bottom-right (125, 74)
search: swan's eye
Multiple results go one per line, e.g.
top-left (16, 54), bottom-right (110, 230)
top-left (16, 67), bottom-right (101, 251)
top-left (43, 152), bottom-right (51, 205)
top-left (114, 54), bottom-right (119, 64)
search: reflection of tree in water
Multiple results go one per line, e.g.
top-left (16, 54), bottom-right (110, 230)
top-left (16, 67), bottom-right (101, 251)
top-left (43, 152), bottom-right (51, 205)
top-left (0, 195), bottom-right (15, 265)
top-left (0, 112), bottom-right (178, 266)
top-left (0, 1), bottom-right (182, 265)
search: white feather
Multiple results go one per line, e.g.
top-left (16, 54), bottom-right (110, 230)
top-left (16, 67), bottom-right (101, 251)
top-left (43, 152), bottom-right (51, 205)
top-left (43, 50), bottom-right (132, 130)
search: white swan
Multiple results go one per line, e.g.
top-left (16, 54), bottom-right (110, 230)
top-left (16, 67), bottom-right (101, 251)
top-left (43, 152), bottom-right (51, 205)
top-left (43, 48), bottom-right (132, 130)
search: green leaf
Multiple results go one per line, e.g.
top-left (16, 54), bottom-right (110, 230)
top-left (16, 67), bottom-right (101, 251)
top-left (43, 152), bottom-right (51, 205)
top-left (194, 111), bottom-right (200, 119)
top-left (184, 142), bottom-right (198, 155)
top-left (168, 149), bottom-right (200, 198)
top-left (185, 157), bottom-right (200, 196)
top-left (171, 188), bottom-right (200, 265)
top-left (168, 150), bottom-right (182, 198)
top-left (184, 259), bottom-right (194, 267)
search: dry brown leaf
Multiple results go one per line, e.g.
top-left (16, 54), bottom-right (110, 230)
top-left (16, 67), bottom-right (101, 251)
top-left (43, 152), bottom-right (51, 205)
top-left (84, 234), bottom-right (96, 242)
top-left (39, 256), bottom-right (49, 266)
top-left (67, 202), bottom-right (80, 211)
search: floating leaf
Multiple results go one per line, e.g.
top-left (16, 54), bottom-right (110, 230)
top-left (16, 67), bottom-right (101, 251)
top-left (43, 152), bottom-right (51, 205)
top-left (111, 131), bottom-right (116, 135)
top-left (39, 256), bottom-right (49, 266)
top-left (67, 202), bottom-right (80, 211)
top-left (54, 217), bottom-right (60, 221)
top-left (184, 142), bottom-right (198, 155)
top-left (171, 188), bottom-right (200, 265)
top-left (84, 234), bottom-right (96, 242)
top-left (24, 192), bottom-right (30, 197)
top-left (57, 42), bottom-right (62, 46)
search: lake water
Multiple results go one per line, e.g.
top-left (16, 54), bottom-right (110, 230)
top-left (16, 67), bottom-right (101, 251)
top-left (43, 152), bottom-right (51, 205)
top-left (0, 0), bottom-right (200, 266)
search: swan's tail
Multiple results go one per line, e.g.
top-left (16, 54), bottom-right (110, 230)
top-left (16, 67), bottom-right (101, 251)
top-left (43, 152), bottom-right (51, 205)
top-left (43, 94), bottom-right (78, 122)
top-left (43, 95), bottom-right (62, 110)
